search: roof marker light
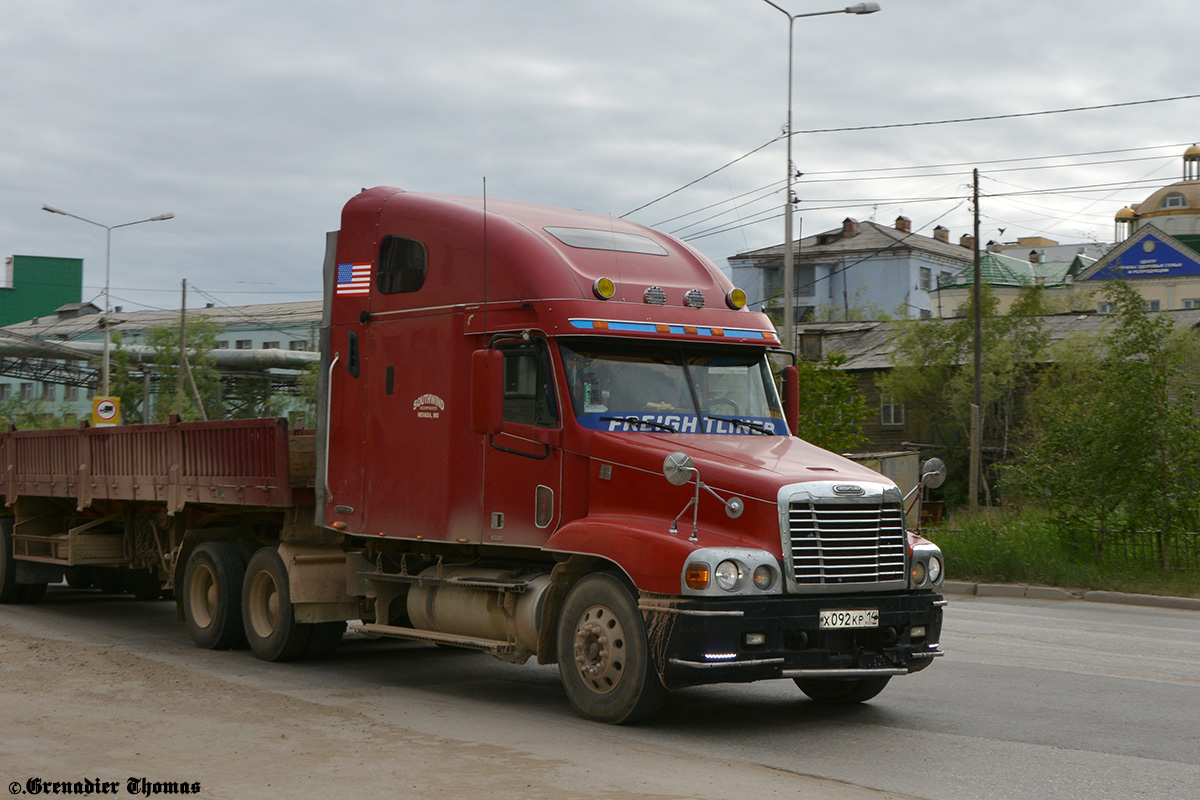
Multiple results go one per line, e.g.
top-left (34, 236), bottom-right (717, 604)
top-left (593, 277), bottom-right (616, 300)
top-left (726, 288), bottom-right (747, 310)
top-left (644, 286), bottom-right (666, 305)
top-left (684, 289), bottom-right (705, 309)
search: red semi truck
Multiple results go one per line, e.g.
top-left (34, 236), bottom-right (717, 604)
top-left (0, 187), bottom-right (945, 723)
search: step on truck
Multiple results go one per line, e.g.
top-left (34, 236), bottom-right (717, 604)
top-left (0, 187), bottom-right (946, 723)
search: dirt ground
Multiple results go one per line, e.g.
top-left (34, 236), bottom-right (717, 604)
top-left (0, 600), bottom-right (915, 800)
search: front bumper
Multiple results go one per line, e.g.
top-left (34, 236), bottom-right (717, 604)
top-left (641, 591), bottom-right (945, 689)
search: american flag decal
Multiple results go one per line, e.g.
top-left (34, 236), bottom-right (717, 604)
top-left (336, 263), bottom-right (372, 296)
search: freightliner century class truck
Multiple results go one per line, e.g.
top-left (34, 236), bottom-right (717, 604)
top-left (0, 187), bottom-right (945, 723)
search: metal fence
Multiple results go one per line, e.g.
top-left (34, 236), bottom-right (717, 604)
top-left (933, 528), bottom-right (1200, 572)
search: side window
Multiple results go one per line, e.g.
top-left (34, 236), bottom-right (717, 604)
top-left (501, 343), bottom-right (559, 428)
top-left (377, 235), bottom-right (426, 294)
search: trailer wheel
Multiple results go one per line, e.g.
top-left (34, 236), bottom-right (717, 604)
top-left (793, 676), bottom-right (891, 704)
top-left (183, 542), bottom-right (247, 650)
top-left (242, 547), bottom-right (311, 662)
top-left (556, 573), bottom-right (666, 724)
top-left (302, 621), bottom-right (346, 660)
top-left (0, 519), bottom-right (18, 604)
top-left (0, 518), bottom-right (44, 604)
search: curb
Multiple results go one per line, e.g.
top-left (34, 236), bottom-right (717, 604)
top-left (941, 581), bottom-right (1200, 611)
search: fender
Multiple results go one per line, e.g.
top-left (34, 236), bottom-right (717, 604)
top-left (545, 514), bottom-right (715, 595)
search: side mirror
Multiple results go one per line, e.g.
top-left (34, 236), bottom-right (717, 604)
top-left (921, 457), bottom-right (947, 490)
top-left (782, 364), bottom-right (799, 436)
top-left (471, 349), bottom-right (504, 435)
top-left (663, 451), bottom-right (695, 486)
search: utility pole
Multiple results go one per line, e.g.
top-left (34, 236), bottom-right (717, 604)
top-left (970, 169), bottom-right (982, 513)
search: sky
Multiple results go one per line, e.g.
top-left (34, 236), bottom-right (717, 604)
top-left (2, 0), bottom-right (1199, 315)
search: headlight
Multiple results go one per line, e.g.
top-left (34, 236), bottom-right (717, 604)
top-left (714, 560), bottom-right (744, 591)
top-left (928, 556), bottom-right (942, 584)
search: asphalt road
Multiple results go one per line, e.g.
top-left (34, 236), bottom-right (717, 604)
top-left (2, 587), bottom-right (1197, 800)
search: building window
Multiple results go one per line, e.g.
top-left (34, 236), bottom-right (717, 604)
top-left (0, 384), bottom-right (9, 401)
top-left (1144, 300), bottom-right (1161, 312)
top-left (19, 383), bottom-right (34, 401)
top-left (262, 341), bottom-right (280, 350)
top-left (42, 383), bottom-right (56, 401)
top-left (939, 271), bottom-right (953, 287)
top-left (289, 340), bottom-right (309, 351)
top-left (1098, 302), bottom-right (1114, 314)
top-left (1163, 193), bottom-right (1188, 210)
top-left (880, 397), bottom-right (905, 427)
top-left (235, 340), bottom-right (252, 350)
top-left (1184, 299), bottom-right (1200, 309)
top-left (65, 385), bottom-right (80, 402)
top-left (919, 309), bottom-right (932, 320)
top-left (919, 267), bottom-right (932, 291)
top-left (215, 341), bottom-right (229, 349)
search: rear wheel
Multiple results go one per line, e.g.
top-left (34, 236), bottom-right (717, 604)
top-left (242, 547), bottom-right (310, 662)
top-left (183, 542), bottom-right (247, 650)
top-left (793, 676), bottom-right (891, 704)
top-left (556, 573), bottom-right (666, 724)
top-left (1, 519), bottom-right (45, 605)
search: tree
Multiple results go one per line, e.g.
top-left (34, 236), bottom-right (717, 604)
top-left (792, 353), bottom-right (870, 453)
top-left (0, 399), bottom-right (79, 431)
top-left (1004, 282), bottom-right (1200, 554)
top-left (877, 285), bottom-right (1049, 505)
top-left (144, 316), bottom-right (223, 422)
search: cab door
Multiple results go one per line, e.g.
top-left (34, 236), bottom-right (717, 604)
top-left (481, 338), bottom-right (563, 546)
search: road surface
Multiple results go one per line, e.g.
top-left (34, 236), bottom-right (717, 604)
top-left (1, 587), bottom-right (1197, 799)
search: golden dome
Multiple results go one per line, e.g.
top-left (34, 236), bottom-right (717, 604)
top-left (1185, 144), bottom-right (1200, 159)
top-left (1114, 206), bottom-right (1136, 220)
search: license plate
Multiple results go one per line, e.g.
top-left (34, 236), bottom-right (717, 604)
top-left (819, 609), bottom-right (879, 629)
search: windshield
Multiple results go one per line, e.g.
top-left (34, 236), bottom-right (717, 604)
top-left (559, 339), bottom-right (787, 435)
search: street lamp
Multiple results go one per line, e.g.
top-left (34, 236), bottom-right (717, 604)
top-left (42, 204), bottom-right (174, 398)
top-left (759, 2), bottom-right (879, 350)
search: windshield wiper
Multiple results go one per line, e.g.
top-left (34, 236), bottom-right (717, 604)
top-left (599, 416), bottom-right (679, 433)
top-left (705, 415), bottom-right (774, 435)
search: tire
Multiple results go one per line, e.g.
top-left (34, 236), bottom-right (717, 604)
top-left (301, 621), bottom-right (346, 660)
top-left (128, 569), bottom-right (165, 600)
top-left (94, 568), bottom-right (129, 595)
top-left (64, 566), bottom-right (96, 589)
top-left (793, 676), bottom-right (891, 704)
top-left (0, 519), bottom-right (19, 604)
top-left (183, 542), bottom-right (248, 650)
top-left (242, 547), bottom-right (311, 662)
top-left (556, 573), bottom-right (667, 724)
top-left (1, 519), bottom-right (45, 605)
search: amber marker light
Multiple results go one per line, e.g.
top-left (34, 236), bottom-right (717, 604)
top-left (593, 277), bottom-right (616, 300)
top-left (725, 287), bottom-right (747, 309)
top-left (685, 563), bottom-right (711, 590)
top-left (330, 521), bottom-right (347, 530)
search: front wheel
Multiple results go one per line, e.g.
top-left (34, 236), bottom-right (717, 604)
top-left (793, 676), bottom-right (891, 704)
top-left (242, 547), bottom-right (311, 662)
top-left (556, 573), bottom-right (666, 724)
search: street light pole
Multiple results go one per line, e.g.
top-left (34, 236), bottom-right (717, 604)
top-left (42, 204), bottom-right (174, 398)
top-left (758, 2), bottom-right (880, 350)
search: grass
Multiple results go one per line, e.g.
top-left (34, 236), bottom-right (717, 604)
top-left (925, 507), bottom-right (1200, 599)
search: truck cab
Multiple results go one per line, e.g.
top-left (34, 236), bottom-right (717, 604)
top-left (318, 187), bottom-right (944, 722)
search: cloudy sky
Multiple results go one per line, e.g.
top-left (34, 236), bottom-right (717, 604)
top-left (2, 0), bottom-right (1198, 315)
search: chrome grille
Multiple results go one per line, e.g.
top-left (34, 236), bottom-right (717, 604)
top-left (787, 502), bottom-right (907, 585)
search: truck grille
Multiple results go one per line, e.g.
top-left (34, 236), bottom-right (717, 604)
top-left (787, 502), bottom-right (907, 585)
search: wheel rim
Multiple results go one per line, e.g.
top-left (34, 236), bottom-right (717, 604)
top-left (188, 562), bottom-right (217, 629)
top-left (247, 569), bottom-right (281, 640)
top-left (571, 603), bottom-right (627, 694)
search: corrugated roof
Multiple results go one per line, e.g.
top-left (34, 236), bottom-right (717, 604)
top-left (4, 300), bottom-right (322, 340)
